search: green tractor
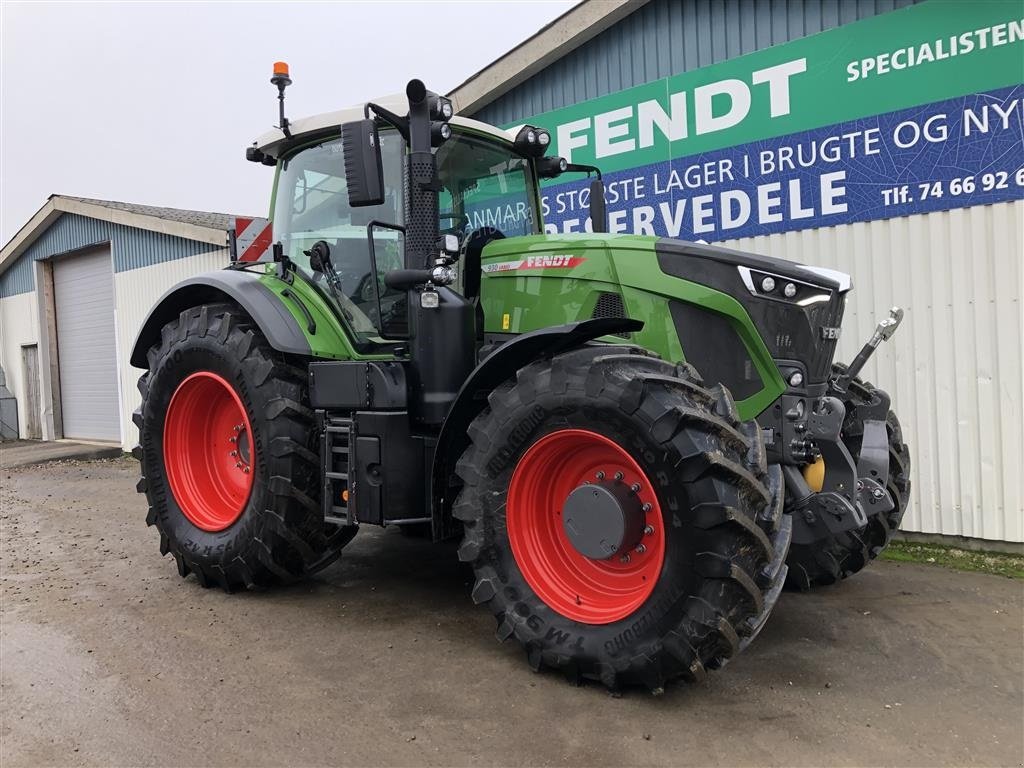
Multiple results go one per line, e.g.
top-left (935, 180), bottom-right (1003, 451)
top-left (132, 69), bottom-right (910, 691)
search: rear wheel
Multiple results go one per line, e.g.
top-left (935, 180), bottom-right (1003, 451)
top-left (785, 364), bottom-right (911, 589)
top-left (454, 346), bottom-right (791, 691)
top-left (133, 303), bottom-right (356, 591)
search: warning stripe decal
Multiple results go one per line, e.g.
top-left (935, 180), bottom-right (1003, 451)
top-left (232, 217), bottom-right (273, 262)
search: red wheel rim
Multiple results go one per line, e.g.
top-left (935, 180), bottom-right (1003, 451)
top-left (506, 429), bottom-right (666, 625)
top-left (163, 371), bottom-right (255, 532)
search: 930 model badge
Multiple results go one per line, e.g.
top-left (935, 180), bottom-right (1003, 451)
top-left (482, 255), bottom-right (586, 272)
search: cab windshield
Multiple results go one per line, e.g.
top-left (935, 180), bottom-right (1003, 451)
top-left (272, 128), bottom-right (539, 341)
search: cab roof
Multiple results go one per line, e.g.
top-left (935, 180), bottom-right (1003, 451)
top-left (254, 94), bottom-right (522, 159)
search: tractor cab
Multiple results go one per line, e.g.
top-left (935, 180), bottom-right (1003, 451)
top-left (252, 96), bottom-right (552, 346)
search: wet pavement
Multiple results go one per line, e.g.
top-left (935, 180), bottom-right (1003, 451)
top-left (2, 457), bottom-right (1022, 767)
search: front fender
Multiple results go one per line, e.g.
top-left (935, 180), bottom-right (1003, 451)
top-left (430, 317), bottom-right (643, 539)
top-left (129, 269), bottom-right (311, 368)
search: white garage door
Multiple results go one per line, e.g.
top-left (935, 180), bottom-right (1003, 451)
top-left (54, 248), bottom-right (121, 442)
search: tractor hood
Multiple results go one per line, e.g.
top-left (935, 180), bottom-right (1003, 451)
top-left (479, 233), bottom-right (849, 391)
top-left (479, 233), bottom-right (850, 294)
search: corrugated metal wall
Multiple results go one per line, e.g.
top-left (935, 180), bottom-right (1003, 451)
top-left (0, 256), bottom-right (35, 297)
top-left (473, 0), bottom-right (922, 126)
top-left (0, 211), bottom-right (230, 448)
top-left (470, 0), bottom-right (1021, 543)
top-left (0, 213), bottom-right (224, 298)
top-left (722, 201), bottom-right (1024, 543)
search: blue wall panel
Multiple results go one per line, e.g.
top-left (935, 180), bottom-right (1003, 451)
top-left (1, 213), bottom-right (222, 297)
top-left (0, 256), bottom-right (36, 298)
top-left (471, 0), bottom-right (922, 125)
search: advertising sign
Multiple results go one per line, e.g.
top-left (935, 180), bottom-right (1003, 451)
top-left (487, 1), bottom-right (1024, 239)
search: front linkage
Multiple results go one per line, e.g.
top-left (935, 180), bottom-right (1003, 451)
top-left (785, 308), bottom-right (910, 588)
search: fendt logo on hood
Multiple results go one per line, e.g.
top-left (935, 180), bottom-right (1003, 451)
top-left (482, 255), bottom-right (587, 273)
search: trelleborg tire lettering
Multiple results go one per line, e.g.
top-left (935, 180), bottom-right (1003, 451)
top-left (453, 345), bottom-right (792, 691)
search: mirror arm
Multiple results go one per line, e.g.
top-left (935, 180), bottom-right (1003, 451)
top-left (365, 102), bottom-right (409, 142)
top-left (564, 162), bottom-right (602, 180)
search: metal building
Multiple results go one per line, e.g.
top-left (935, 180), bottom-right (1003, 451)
top-left (450, 0), bottom-right (1024, 547)
top-left (0, 196), bottom-right (237, 450)
top-left (1, 0), bottom-right (1019, 552)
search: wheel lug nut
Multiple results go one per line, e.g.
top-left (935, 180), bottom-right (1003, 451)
top-left (595, 471), bottom-right (605, 480)
top-left (644, 525), bottom-right (654, 535)
top-left (642, 503), bottom-right (652, 513)
top-left (630, 482), bottom-right (640, 493)
top-left (614, 471), bottom-right (624, 481)
top-left (230, 451), bottom-right (237, 457)
top-left (635, 544), bottom-right (646, 554)
top-left (619, 554), bottom-right (631, 564)
top-left (229, 437), bottom-right (237, 443)
top-left (234, 425), bottom-right (241, 431)
top-left (235, 462), bottom-right (242, 468)
top-left (244, 467), bottom-right (250, 474)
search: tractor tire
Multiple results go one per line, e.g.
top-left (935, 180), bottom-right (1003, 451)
top-left (785, 363), bottom-right (911, 589)
top-left (453, 346), bottom-right (791, 691)
top-left (133, 302), bottom-right (356, 592)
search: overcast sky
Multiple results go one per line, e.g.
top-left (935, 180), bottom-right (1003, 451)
top-left (0, 0), bottom-right (576, 244)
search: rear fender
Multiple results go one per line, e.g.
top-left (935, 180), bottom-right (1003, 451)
top-left (129, 270), bottom-right (311, 368)
top-left (429, 317), bottom-right (643, 540)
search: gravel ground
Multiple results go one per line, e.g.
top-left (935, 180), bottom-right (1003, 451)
top-left (2, 457), bottom-right (1022, 767)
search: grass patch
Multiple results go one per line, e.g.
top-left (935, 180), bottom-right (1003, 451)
top-left (881, 540), bottom-right (1024, 579)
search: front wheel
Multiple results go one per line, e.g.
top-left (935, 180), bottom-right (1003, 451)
top-left (133, 303), bottom-right (355, 591)
top-left (454, 346), bottom-right (791, 691)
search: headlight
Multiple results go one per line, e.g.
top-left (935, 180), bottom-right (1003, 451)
top-left (431, 122), bottom-right (452, 145)
top-left (737, 266), bottom-right (832, 305)
top-left (514, 125), bottom-right (551, 157)
top-left (433, 96), bottom-right (454, 120)
top-left (536, 156), bottom-right (568, 179)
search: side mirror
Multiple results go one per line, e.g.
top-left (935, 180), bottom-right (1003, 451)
top-left (589, 178), bottom-right (608, 233)
top-left (341, 119), bottom-right (385, 207)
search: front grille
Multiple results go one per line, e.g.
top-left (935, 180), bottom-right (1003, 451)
top-left (807, 295), bottom-right (846, 381)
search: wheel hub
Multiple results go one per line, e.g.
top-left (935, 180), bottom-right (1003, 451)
top-left (232, 423), bottom-right (252, 472)
top-left (562, 480), bottom-right (645, 560)
top-left (506, 429), bottom-right (666, 625)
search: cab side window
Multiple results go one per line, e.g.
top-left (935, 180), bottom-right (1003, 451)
top-left (274, 132), bottom-right (406, 336)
